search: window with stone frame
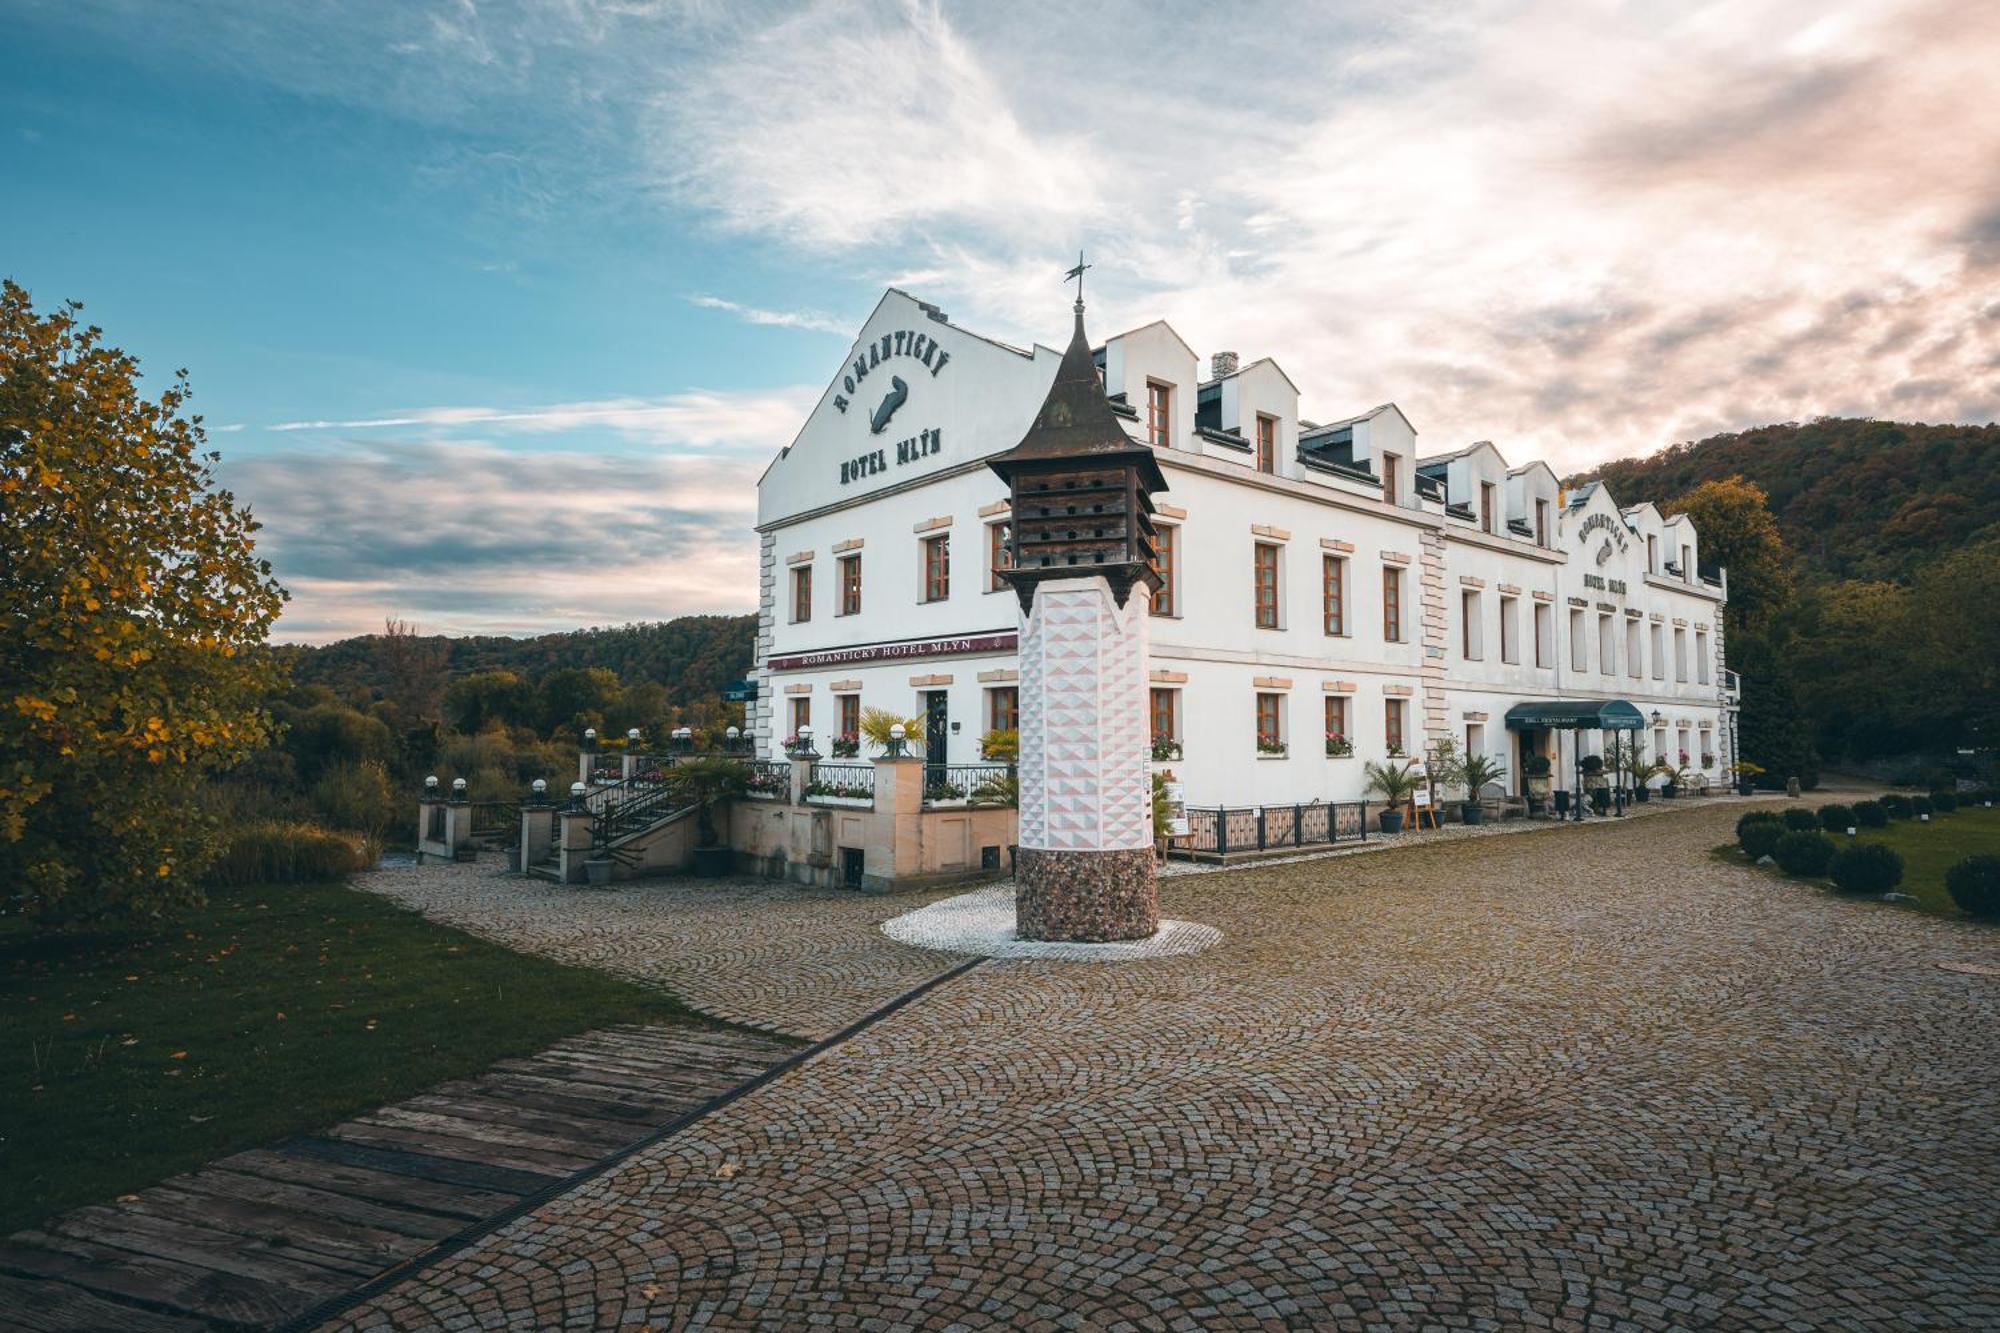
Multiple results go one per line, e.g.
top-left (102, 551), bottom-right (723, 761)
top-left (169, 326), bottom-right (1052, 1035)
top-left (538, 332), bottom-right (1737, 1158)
top-left (987, 519), bottom-right (1013, 592)
top-left (1383, 565), bottom-right (1404, 642)
top-left (838, 553), bottom-right (862, 615)
top-left (1324, 694), bottom-right (1349, 747)
top-left (1322, 554), bottom-right (1346, 636)
top-left (1150, 687), bottom-right (1178, 743)
top-left (790, 696), bottom-right (810, 734)
top-left (1256, 414), bottom-right (1277, 474)
top-left (1462, 590), bottom-right (1483, 660)
top-left (1254, 542), bottom-right (1280, 629)
top-left (1256, 691), bottom-right (1285, 751)
top-left (1499, 595), bottom-right (1519, 664)
top-left (986, 686), bottom-right (1018, 733)
top-left (1150, 522), bottom-right (1177, 616)
top-left (1534, 601), bottom-right (1552, 667)
top-left (791, 564), bottom-right (811, 623)
top-left (1385, 697), bottom-right (1407, 754)
top-left (922, 533), bottom-right (950, 603)
top-left (837, 692), bottom-right (860, 741)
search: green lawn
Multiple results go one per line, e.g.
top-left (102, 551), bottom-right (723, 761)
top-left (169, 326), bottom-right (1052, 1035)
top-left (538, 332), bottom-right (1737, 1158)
top-left (1, 877), bottom-right (713, 1235)
top-left (1850, 803), bottom-right (2000, 915)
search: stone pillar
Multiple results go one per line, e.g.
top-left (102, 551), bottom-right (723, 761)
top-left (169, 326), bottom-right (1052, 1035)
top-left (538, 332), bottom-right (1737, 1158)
top-left (1015, 575), bottom-right (1157, 942)
top-left (788, 753), bottom-right (816, 806)
top-left (416, 792), bottom-right (449, 863)
top-left (872, 755), bottom-right (926, 881)
top-left (520, 797), bottom-right (555, 870)
top-left (557, 805), bottom-right (595, 885)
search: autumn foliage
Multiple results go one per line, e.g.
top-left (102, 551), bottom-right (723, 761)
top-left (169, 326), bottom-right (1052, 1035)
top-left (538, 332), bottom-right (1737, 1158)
top-left (1, 281), bottom-right (287, 922)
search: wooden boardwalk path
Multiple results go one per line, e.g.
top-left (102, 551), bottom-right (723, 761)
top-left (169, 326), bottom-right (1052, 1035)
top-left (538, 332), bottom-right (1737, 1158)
top-left (0, 1024), bottom-right (797, 1332)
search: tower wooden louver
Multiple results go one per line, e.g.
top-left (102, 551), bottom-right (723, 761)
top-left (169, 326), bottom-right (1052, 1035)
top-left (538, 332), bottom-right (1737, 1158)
top-left (988, 295), bottom-right (1167, 942)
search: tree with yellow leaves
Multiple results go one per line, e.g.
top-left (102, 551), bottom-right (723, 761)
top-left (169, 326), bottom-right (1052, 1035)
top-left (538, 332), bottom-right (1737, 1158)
top-left (2, 280), bottom-right (287, 921)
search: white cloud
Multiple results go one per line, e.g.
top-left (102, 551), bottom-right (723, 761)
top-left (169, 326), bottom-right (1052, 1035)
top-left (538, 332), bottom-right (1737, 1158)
top-left (267, 386), bottom-right (817, 450)
top-left (685, 294), bottom-right (851, 336)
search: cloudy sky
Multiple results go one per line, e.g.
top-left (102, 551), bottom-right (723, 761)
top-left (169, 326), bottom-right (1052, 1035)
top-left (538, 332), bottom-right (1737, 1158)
top-left (8, 0), bottom-right (1997, 642)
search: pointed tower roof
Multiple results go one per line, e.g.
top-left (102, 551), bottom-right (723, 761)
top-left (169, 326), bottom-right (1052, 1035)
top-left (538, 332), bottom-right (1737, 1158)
top-left (988, 300), bottom-right (1168, 494)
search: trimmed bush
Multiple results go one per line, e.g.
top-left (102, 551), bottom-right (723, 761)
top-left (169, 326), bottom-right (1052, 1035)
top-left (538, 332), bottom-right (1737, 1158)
top-left (1736, 810), bottom-right (1784, 839)
top-left (1782, 807), bottom-right (1820, 832)
top-left (1816, 803), bottom-right (1855, 831)
top-left (1852, 800), bottom-right (1888, 828)
top-left (1880, 794), bottom-right (1914, 818)
top-left (1930, 790), bottom-right (1958, 813)
top-left (205, 821), bottom-right (364, 887)
top-left (1946, 855), bottom-right (2000, 919)
top-left (1738, 820), bottom-right (1785, 860)
top-left (1911, 794), bottom-right (1934, 817)
top-left (1773, 830), bottom-right (1836, 877)
top-left (1829, 843), bottom-right (1904, 895)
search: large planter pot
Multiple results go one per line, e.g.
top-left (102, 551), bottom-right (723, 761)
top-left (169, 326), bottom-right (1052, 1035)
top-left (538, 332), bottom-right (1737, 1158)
top-left (1378, 809), bottom-right (1405, 834)
top-left (1553, 790), bottom-right (1571, 815)
top-left (1662, 784), bottom-right (1677, 800)
top-left (1737, 782), bottom-right (1756, 796)
top-left (584, 858), bottom-right (614, 887)
top-left (1461, 802), bottom-right (1484, 825)
top-left (1633, 786), bottom-right (1650, 804)
top-left (691, 845), bottom-right (732, 878)
top-left (1590, 788), bottom-right (1610, 815)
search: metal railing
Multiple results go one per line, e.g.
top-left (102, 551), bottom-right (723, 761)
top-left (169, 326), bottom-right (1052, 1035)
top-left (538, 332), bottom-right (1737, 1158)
top-left (744, 759), bottom-right (791, 799)
top-left (467, 801), bottom-right (520, 839)
top-left (923, 763), bottom-right (1017, 808)
top-left (805, 763), bottom-right (875, 805)
top-left (1179, 801), bottom-right (1369, 857)
top-left (590, 782), bottom-right (694, 852)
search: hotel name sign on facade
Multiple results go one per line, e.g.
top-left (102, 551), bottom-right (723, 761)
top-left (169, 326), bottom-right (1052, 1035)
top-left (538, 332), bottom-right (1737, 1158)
top-left (833, 326), bottom-right (955, 487)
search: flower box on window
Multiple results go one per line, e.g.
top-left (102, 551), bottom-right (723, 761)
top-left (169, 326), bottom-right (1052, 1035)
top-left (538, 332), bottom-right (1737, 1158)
top-left (1324, 734), bottom-right (1354, 757)
top-left (830, 734), bottom-right (860, 758)
top-left (1151, 737), bottom-right (1183, 761)
top-left (1256, 740), bottom-right (1288, 757)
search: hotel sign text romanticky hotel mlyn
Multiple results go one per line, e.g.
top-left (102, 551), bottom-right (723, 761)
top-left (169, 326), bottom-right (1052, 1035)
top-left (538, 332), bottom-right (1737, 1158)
top-left (834, 327), bottom-right (953, 486)
top-left (767, 631), bottom-right (1017, 673)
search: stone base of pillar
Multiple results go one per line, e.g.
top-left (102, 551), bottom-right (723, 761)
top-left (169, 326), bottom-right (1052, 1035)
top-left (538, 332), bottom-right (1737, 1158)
top-left (1016, 846), bottom-right (1158, 942)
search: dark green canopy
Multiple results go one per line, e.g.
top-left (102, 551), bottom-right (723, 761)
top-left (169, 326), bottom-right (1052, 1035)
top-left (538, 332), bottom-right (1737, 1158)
top-left (1504, 699), bottom-right (1646, 731)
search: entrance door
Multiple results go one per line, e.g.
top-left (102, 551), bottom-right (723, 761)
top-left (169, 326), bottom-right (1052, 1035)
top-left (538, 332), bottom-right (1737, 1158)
top-left (1516, 728), bottom-right (1543, 796)
top-left (924, 690), bottom-right (949, 768)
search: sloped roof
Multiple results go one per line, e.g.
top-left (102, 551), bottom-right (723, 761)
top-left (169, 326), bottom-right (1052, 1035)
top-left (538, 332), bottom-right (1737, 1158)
top-left (988, 302), bottom-right (1168, 493)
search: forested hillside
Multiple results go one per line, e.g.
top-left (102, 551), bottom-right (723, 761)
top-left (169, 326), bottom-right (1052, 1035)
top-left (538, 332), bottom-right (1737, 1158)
top-left (287, 614), bottom-right (755, 710)
top-left (1574, 419), bottom-right (1998, 773)
top-left (1579, 418), bottom-right (1999, 583)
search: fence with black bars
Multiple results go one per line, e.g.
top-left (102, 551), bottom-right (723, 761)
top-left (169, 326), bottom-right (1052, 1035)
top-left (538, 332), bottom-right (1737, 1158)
top-left (1178, 801), bottom-right (1370, 856)
top-left (805, 763), bottom-right (875, 804)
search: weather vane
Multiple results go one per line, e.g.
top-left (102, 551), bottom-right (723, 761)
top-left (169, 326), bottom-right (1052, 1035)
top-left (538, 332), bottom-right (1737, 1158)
top-left (1065, 250), bottom-right (1091, 308)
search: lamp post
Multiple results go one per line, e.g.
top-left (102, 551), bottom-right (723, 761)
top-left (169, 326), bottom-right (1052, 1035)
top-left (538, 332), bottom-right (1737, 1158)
top-left (726, 725), bottom-right (741, 754)
top-left (530, 778), bottom-right (547, 803)
top-left (672, 725), bottom-right (693, 755)
top-left (583, 727), bottom-right (598, 749)
top-left (450, 777), bottom-right (467, 803)
top-left (569, 781), bottom-right (587, 810)
top-left (424, 774), bottom-right (439, 796)
top-left (888, 722), bottom-right (907, 759)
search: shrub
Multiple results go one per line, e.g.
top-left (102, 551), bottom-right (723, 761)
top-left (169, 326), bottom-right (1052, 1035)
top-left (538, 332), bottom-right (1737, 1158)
top-left (205, 821), bottom-right (364, 887)
top-left (1782, 807), bottom-right (1820, 832)
top-left (1911, 795), bottom-right (1934, 817)
top-left (1852, 800), bottom-right (1887, 828)
top-left (1946, 856), bottom-right (2000, 919)
top-left (1930, 790), bottom-right (1958, 813)
top-left (1880, 794), bottom-right (1914, 818)
top-left (1773, 830), bottom-right (1836, 877)
top-left (1816, 803), bottom-right (1855, 831)
top-left (311, 760), bottom-right (397, 837)
top-left (1736, 810), bottom-right (1783, 839)
top-left (1830, 843), bottom-right (1904, 895)
top-left (1738, 820), bottom-right (1785, 860)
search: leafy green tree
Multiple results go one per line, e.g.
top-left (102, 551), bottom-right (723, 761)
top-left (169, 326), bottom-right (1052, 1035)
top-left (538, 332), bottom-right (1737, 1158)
top-left (283, 702), bottom-right (392, 780)
top-left (444, 669), bottom-right (532, 734)
top-left (1664, 476), bottom-right (1793, 634)
top-left (1732, 628), bottom-right (1818, 788)
top-left (536, 666), bottom-right (622, 737)
top-left (0, 281), bottom-right (286, 921)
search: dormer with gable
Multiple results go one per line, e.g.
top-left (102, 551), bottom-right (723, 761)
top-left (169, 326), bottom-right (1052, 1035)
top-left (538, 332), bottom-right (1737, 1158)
top-left (1193, 355), bottom-right (1300, 477)
top-left (1095, 320), bottom-right (1198, 455)
top-left (1299, 404), bottom-right (1420, 508)
top-left (1507, 461), bottom-right (1560, 548)
top-left (1418, 440), bottom-right (1513, 536)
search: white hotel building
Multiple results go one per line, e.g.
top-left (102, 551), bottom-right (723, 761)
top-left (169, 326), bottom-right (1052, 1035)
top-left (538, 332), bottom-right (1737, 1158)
top-left (749, 289), bottom-right (1733, 808)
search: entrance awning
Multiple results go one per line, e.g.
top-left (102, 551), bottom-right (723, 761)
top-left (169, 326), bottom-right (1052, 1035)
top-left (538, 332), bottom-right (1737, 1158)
top-left (1504, 699), bottom-right (1646, 731)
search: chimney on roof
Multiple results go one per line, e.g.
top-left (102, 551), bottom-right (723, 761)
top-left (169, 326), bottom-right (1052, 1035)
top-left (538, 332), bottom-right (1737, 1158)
top-left (1210, 351), bottom-right (1238, 379)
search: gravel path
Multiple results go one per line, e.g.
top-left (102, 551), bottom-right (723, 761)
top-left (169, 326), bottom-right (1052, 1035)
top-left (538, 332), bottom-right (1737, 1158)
top-left (334, 798), bottom-right (2000, 1331)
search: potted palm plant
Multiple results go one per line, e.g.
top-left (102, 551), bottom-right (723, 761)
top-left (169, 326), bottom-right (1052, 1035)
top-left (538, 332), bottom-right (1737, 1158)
top-left (1364, 759), bottom-right (1423, 833)
top-left (1455, 752), bottom-right (1508, 825)
top-left (1623, 743), bottom-right (1656, 803)
top-left (667, 755), bottom-right (749, 877)
top-left (1729, 760), bottom-right (1763, 796)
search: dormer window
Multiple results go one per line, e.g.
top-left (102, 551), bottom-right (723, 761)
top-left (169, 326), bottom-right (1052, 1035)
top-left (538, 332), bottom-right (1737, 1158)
top-left (1646, 534), bottom-right (1657, 572)
top-left (1480, 482), bottom-right (1496, 534)
top-left (1535, 499), bottom-right (1550, 547)
top-left (1146, 381), bottom-right (1171, 449)
top-left (1381, 453), bottom-right (1399, 505)
top-left (1256, 414), bottom-right (1277, 474)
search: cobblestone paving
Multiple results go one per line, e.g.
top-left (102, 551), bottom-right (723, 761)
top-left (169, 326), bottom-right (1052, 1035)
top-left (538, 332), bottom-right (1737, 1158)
top-left (352, 864), bottom-right (964, 1040)
top-left (336, 801), bottom-right (2000, 1331)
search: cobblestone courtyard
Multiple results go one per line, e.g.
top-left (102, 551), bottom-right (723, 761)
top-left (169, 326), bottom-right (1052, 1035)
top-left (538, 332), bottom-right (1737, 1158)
top-left (338, 801), bottom-right (1999, 1330)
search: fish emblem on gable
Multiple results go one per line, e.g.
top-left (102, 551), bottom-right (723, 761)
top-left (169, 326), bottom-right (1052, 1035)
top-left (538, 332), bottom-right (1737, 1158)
top-left (869, 376), bottom-right (909, 435)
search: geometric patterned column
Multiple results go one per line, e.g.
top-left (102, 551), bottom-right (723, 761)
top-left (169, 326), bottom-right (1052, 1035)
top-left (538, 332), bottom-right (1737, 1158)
top-left (1014, 574), bottom-right (1159, 942)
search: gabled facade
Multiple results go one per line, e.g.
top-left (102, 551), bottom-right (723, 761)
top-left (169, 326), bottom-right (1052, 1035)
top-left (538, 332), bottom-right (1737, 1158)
top-left (750, 290), bottom-right (1732, 808)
